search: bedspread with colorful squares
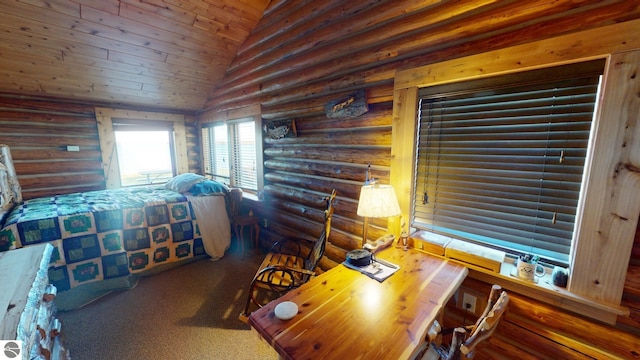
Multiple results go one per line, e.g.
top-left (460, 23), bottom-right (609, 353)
top-left (0, 186), bottom-right (207, 291)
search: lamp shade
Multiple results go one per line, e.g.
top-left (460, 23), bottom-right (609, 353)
top-left (357, 184), bottom-right (401, 218)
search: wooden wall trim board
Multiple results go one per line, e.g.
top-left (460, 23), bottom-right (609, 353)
top-left (172, 121), bottom-right (189, 174)
top-left (96, 108), bottom-right (186, 122)
top-left (571, 50), bottom-right (640, 303)
top-left (95, 107), bottom-right (188, 188)
top-left (198, 104), bottom-right (261, 124)
top-left (394, 19), bottom-right (640, 89)
top-left (392, 19), bottom-right (640, 322)
top-left (95, 108), bottom-right (121, 189)
top-left (389, 86), bottom-right (417, 237)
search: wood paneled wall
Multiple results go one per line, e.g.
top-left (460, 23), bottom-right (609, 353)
top-left (201, 1), bottom-right (640, 358)
top-left (0, 97), bottom-right (103, 200)
top-left (0, 96), bottom-right (200, 200)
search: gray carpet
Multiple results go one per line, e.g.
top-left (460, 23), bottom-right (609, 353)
top-left (56, 247), bottom-right (279, 360)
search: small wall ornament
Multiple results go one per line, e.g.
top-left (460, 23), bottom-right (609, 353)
top-left (324, 89), bottom-right (368, 118)
top-left (263, 118), bottom-right (297, 140)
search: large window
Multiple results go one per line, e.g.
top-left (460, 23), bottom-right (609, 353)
top-left (202, 119), bottom-right (259, 191)
top-left (413, 60), bottom-right (604, 265)
top-left (113, 120), bottom-right (175, 187)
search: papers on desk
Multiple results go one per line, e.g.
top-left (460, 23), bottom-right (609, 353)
top-left (342, 257), bottom-right (400, 282)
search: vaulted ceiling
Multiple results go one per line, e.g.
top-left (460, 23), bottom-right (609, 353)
top-left (0, 0), bottom-right (271, 112)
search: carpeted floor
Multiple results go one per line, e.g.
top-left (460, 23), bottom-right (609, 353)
top-left (56, 245), bottom-right (279, 360)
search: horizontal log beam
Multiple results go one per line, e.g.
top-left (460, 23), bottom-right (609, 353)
top-left (264, 159), bottom-right (389, 184)
top-left (264, 147), bottom-right (391, 167)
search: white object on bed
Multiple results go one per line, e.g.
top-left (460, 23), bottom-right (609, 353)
top-left (187, 194), bottom-right (231, 260)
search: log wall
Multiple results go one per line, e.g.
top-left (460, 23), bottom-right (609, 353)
top-left (201, 1), bottom-right (640, 358)
top-left (0, 96), bottom-right (200, 200)
top-left (0, 97), bottom-right (103, 199)
top-left (203, 0), bottom-right (640, 264)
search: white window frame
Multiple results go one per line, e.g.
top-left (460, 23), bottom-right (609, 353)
top-left (390, 20), bottom-right (640, 324)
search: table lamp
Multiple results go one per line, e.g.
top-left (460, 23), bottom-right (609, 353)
top-left (357, 184), bottom-right (401, 248)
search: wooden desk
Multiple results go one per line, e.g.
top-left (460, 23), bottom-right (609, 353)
top-left (248, 247), bottom-right (468, 360)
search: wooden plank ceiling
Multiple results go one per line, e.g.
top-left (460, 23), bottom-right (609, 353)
top-left (0, 0), bottom-right (271, 112)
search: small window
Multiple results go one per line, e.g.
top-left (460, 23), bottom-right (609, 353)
top-left (202, 119), bottom-right (258, 191)
top-left (114, 121), bottom-right (175, 187)
top-left (413, 60), bottom-right (605, 265)
top-left (202, 123), bottom-right (230, 184)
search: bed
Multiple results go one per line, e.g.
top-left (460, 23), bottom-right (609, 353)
top-left (0, 145), bottom-right (231, 309)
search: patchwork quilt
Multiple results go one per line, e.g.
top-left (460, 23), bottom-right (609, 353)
top-left (0, 187), bottom-right (209, 292)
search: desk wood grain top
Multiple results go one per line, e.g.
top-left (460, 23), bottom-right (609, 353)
top-left (248, 247), bottom-right (468, 360)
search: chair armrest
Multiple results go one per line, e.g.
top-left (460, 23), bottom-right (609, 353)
top-left (255, 264), bottom-right (316, 291)
top-left (270, 237), bottom-right (311, 257)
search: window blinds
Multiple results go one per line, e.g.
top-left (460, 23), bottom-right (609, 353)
top-left (202, 120), bottom-right (257, 191)
top-left (202, 124), bottom-right (230, 183)
top-left (414, 60), bottom-right (604, 264)
top-left (232, 121), bottom-right (257, 191)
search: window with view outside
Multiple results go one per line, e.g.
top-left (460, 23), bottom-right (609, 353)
top-left (114, 130), bottom-right (174, 187)
top-left (413, 60), bottom-right (604, 265)
top-left (202, 123), bottom-right (230, 184)
top-left (202, 119), bottom-right (257, 191)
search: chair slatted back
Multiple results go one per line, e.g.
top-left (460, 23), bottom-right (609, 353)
top-left (459, 290), bottom-right (509, 357)
top-left (304, 189), bottom-right (337, 271)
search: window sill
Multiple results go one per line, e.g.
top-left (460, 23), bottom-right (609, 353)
top-left (409, 231), bottom-right (629, 325)
top-left (462, 259), bottom-right (629, 325)
top-left (241, 192), bottom-right (260, 202)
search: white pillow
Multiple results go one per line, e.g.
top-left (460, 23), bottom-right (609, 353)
top-left (164, 173), bottom-right (206, 193)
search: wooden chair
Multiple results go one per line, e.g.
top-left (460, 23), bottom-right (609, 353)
top-left (421, 285), bottom-right (509, 360)
top-left (239, 189), bottom-right (337, 321)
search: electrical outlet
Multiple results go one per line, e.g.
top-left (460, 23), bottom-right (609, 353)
top-left (462, 293), bottom-right (477, 313)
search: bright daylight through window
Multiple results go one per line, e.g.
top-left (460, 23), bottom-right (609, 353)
top-left (115, 130), bottom-right (174, 187)
top-left (413, 60), bottom-right (605, 265)
top-left (202, 119), bottom-right (257, 191)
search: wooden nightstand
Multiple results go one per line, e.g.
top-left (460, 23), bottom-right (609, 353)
top-left (233, 214), bottom-right (260, 259)
top-left (229, 188), bottom-right (261, 259)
